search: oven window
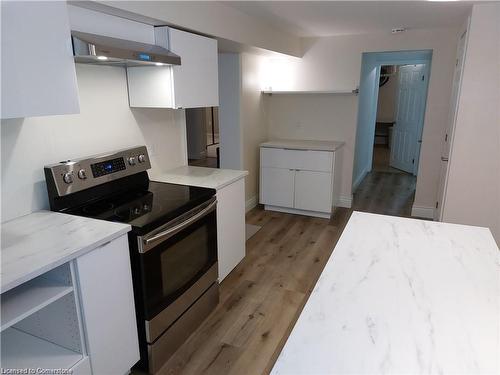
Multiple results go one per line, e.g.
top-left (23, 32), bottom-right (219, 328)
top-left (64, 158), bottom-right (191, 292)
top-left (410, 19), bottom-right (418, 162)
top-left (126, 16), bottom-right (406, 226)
top-left (160, 225), bottom-right (208, 297)
top-left (140, 208), bottom-right (217, 320)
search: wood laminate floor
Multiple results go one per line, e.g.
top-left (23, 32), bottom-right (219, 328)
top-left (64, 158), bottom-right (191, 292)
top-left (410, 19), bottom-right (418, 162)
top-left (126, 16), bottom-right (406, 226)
top-left (156, 207), bottom-right (352, 375)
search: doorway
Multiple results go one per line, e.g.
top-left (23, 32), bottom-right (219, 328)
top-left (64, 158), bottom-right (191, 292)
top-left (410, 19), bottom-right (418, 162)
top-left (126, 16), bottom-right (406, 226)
top-left (186, 107), bottom-right (220, 168)
top-left (352, 51), bottom-right (432, 217)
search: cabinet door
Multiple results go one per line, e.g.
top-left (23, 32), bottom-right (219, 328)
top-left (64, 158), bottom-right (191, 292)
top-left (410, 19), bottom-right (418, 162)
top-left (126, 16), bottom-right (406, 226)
top-left (260, 167), bottom-right (295, 208)
top-left (217, 178), bottom-right (246, 281)
top-left (169, 28), bottom-right (219, 108)
top-left (75, 235), bottom-right (139, 375)
top-left (1, 1), bottom-right (79, 119)
top-left (294, 170), bottom-right (333, 213)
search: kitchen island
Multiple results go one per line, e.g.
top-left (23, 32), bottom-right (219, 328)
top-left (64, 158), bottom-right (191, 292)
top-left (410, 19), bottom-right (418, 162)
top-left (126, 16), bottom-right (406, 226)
top-left (271, 212), bottom-right (499, 374)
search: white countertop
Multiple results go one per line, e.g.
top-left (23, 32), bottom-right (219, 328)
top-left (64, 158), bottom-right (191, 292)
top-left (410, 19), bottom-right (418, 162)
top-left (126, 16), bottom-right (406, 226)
top-left (260, 139), bottom-right (345, 152)
top-left (1, 211), bottom-right (131, 293)
top-left (151, 166), bottom-right (248, 190)
top-left (272, 212), bottom-right (499, 375)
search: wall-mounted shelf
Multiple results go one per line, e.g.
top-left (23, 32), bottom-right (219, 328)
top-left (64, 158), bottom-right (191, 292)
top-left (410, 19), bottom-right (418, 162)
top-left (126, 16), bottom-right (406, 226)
top-left (262, 89), bottom-right (358, 95)
top-left (1, 277), bottom-right (73, 332)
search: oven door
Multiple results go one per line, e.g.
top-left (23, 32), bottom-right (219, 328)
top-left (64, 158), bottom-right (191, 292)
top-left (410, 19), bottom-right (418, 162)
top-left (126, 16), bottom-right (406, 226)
top-left (137, 197), bottom-right (218, 341)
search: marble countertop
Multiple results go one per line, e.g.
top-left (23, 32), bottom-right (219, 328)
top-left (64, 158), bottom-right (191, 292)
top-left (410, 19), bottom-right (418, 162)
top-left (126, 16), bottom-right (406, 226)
top-left (150, 166), bottom-right (248, 190)
top-left (1, 211), bottom-right (131, 293)
top-left (260, 139), bottom-right (345, 152)
top-left (272, 212), bottom-right (499, 375)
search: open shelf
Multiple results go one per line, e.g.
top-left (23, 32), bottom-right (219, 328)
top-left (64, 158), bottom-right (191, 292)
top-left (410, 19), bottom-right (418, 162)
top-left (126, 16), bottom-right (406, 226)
top-left (1, 277), bottom-right (73, 332)
top-left (262, 89), bottom-right (358, 95)
top-left (1, 327), bottom-right (83, 369)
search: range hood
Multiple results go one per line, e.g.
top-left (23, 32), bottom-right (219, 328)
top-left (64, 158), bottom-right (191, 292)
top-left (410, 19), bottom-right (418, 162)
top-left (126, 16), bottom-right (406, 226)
top-left (71, 31), bottom-right (181, 67)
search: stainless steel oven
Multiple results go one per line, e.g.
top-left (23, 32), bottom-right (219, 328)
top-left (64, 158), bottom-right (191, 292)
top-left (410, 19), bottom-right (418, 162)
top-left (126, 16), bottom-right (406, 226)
top-left (136, 196), bottom-right (218, 372)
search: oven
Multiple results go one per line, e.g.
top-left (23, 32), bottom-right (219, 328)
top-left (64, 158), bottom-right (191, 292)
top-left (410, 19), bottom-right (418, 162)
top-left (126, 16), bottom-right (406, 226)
top-left (135, 196), bottom-right (219, 372)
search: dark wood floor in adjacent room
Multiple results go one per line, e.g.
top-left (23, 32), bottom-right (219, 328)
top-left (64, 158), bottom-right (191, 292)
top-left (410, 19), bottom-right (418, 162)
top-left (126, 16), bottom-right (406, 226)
top-left (354, 145), bottom-right (416, 218)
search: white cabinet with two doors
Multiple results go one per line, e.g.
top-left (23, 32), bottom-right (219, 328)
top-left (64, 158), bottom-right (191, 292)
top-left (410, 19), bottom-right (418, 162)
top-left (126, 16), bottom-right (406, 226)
top-left (260, 141), bottom-right (344, 218)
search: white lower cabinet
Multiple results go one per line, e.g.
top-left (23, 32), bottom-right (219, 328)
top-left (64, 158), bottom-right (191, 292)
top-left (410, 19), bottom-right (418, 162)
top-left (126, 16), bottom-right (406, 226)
top-left (0, 235), bottom-right (139, 374)
top-left (260, 146), bottom-right (340, 218)
top-left (76, 235), bottom-right (140, 375)
top-left (216, 178), bottom-right (246, 281)
top-left (260, 167), bottom-right (295, 208)
top-left (294, 170), bottom-right (333, 213)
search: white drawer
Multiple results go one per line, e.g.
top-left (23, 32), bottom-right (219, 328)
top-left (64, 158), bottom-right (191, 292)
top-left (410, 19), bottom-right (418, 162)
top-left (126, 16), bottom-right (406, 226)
top-left (260, 147), bottom-right (333, 172)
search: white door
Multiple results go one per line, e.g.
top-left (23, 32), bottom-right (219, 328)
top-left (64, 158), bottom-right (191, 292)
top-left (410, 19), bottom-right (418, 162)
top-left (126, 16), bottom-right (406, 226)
top-left (294, 170), bottom-right (333, 213)
top-left (435, 18), bottom-right (470, 220)
top-left (390, 64), bottom-right (427, 174)
top-left (1, 1), bottom-right (79, 119)
top-left (76, 235), bottom-right (140, 375)
top-left (260, 167), bottom-right (295, 208)
top-left (216, 178), bottom-right (246, 281)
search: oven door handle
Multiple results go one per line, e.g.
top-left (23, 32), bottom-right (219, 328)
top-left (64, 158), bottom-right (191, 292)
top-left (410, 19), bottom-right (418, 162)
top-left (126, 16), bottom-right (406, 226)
top-left (141, 199), bottom-right (217, 252)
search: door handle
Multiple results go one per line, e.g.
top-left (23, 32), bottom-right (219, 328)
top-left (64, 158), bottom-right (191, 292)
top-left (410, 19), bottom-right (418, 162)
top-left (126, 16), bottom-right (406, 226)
top-left (417, 140), bottom-right (422, 143)
top-left (139, 198), bottom-right (217, 253)
top-left (441, 156), bottom-right (449, 162)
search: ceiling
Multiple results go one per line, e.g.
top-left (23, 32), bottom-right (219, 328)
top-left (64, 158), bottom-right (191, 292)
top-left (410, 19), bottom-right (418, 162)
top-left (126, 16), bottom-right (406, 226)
top-left (221, 1), bottom-right (473, 37)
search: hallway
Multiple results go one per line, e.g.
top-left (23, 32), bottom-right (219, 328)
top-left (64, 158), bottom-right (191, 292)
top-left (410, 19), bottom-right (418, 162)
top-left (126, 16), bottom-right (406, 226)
top-left (352, 146), bottom-right (416, 217)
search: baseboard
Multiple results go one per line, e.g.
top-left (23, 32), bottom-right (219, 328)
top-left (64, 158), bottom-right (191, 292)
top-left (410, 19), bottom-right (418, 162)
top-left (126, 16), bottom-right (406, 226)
top-left (264, 205), bottom-right (331, 219)
top-left (336, 195), bottom-right (353, 208)
top-left (245, 195), bottom-right (258, 213)
top-left (352, 168), bottom-right (369, 192)
top-left (411, 205), bottom-right (435, 219)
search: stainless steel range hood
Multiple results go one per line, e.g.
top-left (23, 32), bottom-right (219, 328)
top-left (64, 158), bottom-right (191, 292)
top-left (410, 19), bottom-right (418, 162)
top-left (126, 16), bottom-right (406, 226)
top-left (71, 31), bottom-right (181, 67)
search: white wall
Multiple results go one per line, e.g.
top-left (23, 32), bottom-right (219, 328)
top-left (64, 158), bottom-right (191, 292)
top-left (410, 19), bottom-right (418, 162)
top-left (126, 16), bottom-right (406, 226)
top-left (262, 28), bottom-right (459, 211)
top-left (266, 94), bottom-right (357, 204)
top-left (442, 3), bottom-right (500, 244)
top-left (218, 53), bottom-right (243, 170)
top-left (1, 64), bottom-right (187, 222)
top-left (241, 53), bottom-right (267, 204)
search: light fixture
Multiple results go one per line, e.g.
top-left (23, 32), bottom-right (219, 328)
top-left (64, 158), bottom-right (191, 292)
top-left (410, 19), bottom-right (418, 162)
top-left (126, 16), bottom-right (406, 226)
top-left (155, 62), bottom-right (165, 66)
top-left (97, 56), bottom-right (108, 60)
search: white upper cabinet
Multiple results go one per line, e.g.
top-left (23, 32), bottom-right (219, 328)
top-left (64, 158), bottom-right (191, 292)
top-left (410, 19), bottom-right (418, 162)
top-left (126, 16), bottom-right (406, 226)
top-left (128, 27), bottom-right (219, 109)
top-left (1, 1), bottom-right (80, 119)
top-left (169, 28), bottom-right (219, 108)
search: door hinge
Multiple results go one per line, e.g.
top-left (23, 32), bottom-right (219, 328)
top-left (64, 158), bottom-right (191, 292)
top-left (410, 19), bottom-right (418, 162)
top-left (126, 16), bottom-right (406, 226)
top-left (436, 201), bottom-right (439, 209)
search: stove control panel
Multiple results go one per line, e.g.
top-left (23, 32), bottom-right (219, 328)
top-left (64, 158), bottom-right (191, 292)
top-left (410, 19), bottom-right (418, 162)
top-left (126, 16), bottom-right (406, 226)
top-left (44, 146), bottom-right (151, 197)
top-left (91, 157), bottom-right (126, 178)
